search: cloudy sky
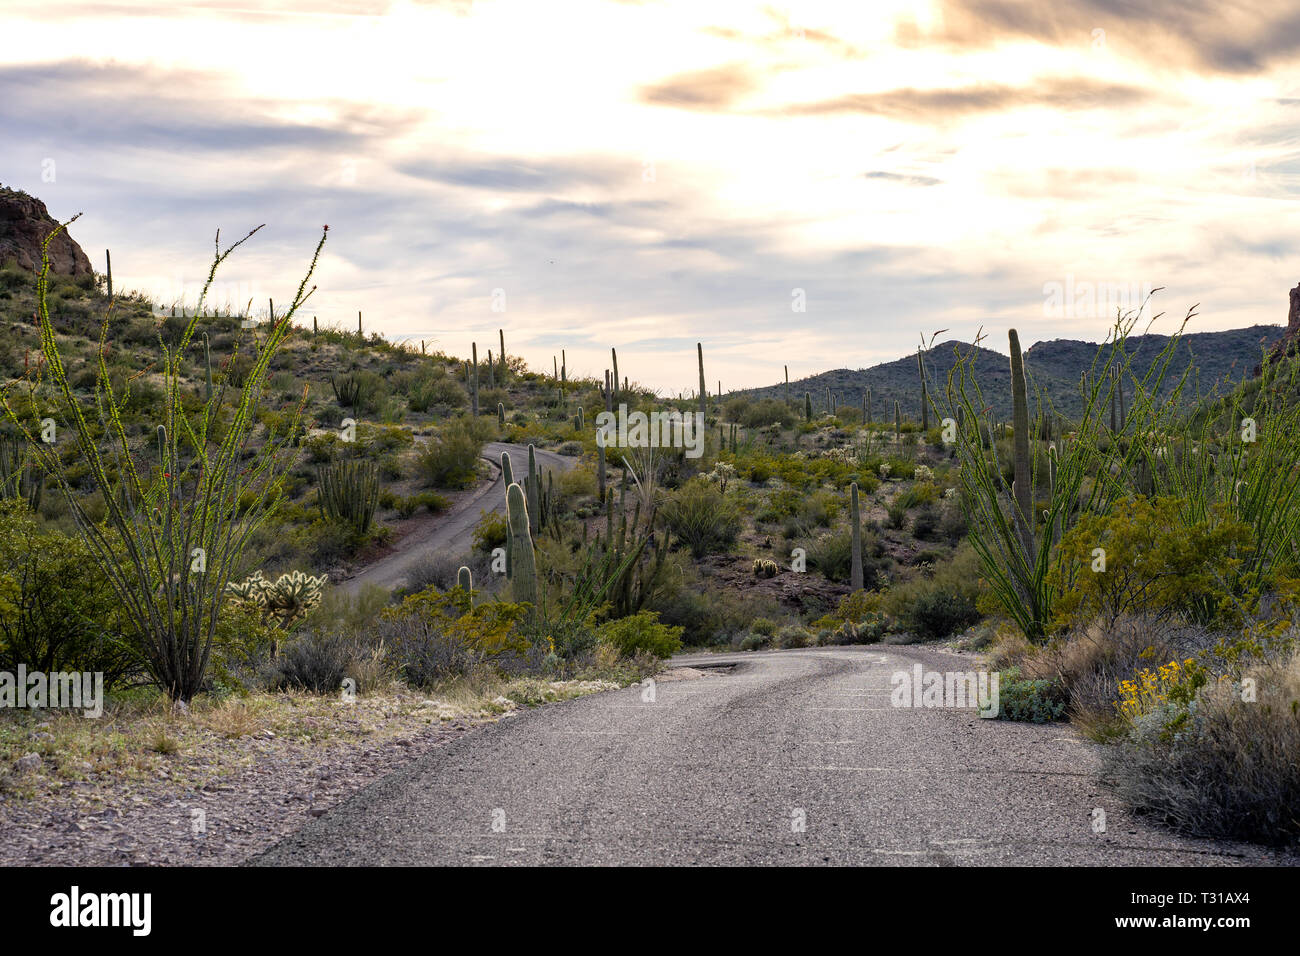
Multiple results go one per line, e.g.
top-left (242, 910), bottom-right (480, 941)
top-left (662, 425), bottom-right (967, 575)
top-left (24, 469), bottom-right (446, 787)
top-left (2, 1), bottom-right (1298, 392)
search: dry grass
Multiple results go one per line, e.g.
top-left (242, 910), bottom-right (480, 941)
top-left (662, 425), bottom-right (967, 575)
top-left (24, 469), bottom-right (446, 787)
top-left (0, 674), bottom-right (627, 801)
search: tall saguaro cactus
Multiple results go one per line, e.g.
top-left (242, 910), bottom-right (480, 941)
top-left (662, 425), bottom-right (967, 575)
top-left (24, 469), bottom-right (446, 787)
top-left (471, 343), bottom-right (479, 417)
top-left (804, 391), bottom-right (812, 422)
top-left (917, 349), bottom-right (929, 431)
top-left (612, 348), bottom-right (620, 402)
top-left (498, 328), bottom-right (506, 380)
top-left (849, 481), bottom-right (863, 591)
top-left (697, 343), bottom-right (707, 422)
top-left (506, 482), bottom-right (538, 608)
top-left (1009, 329), bottom-right (1034, 557)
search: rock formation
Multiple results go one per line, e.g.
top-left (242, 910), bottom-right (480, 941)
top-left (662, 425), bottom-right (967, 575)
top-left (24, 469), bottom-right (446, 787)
top-left (0, 186), bottom-right (93, 278)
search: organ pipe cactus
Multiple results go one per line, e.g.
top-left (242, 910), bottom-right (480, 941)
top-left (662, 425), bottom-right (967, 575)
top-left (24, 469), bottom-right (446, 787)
top-left (505, 482), bottom-right (537, 609)
top-left (317, 459), bottom-right (380, 534)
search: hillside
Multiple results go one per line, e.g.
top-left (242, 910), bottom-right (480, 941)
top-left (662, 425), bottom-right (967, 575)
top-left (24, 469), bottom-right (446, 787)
top-left (739, 325), bottom-right (1285, 421)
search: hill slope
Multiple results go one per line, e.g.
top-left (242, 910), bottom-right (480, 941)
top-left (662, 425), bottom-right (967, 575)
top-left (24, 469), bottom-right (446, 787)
top-left (738, 326), bottom-right (1285, 421)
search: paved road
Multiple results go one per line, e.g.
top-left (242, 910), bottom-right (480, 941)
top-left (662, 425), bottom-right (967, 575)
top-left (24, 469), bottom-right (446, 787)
top-left (252, 645), bottom-right (1289, 865)
top-left (339, 441), bottom-right (574, 596)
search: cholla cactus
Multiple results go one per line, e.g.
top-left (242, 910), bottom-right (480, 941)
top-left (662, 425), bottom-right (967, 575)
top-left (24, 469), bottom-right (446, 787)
top-left (227, 569), bottom-right (327, 628)
top-left (878, 462), bottom-right (892, 479)
top-left (913, 464), bottom-right (934, 482)
top-left (752, 558), bottom-right (779, 578)
top-left (705, 461), bottom-right (736, 493)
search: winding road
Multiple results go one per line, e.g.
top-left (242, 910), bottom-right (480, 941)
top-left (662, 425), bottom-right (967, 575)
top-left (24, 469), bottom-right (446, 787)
top-left (252, 645), bottom-right (1291, 866)
top-left (339, 441), bottom-right (575, 596)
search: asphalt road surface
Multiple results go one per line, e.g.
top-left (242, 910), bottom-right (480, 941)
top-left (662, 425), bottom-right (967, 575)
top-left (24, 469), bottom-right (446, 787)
top-left (253, 645), bottom-right (1290, 865)
top-left (339, 441), bottom-right (574, 596)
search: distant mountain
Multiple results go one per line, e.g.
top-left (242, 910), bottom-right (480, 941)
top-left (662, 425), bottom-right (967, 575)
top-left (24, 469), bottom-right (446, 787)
top-left (737, 325), bottom-right (1285, 422)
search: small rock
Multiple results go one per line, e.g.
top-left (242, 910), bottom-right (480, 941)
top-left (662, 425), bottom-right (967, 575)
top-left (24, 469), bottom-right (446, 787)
top-left (309, 807), bottom-right (328, 818)
top-left (15, 753), bottom-right (42, 773)
top-left (173, 700), bottom-right (190, 716)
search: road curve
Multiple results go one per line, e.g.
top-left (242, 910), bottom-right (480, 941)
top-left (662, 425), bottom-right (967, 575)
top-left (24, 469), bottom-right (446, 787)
top-left (338, 441), bottom-right (575, 596)
top-left (251, 645), bottom-right (1290, 866)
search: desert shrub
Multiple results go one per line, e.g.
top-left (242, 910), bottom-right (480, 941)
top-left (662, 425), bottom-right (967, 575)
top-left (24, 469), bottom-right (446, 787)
top-left (597, 611), bottom-right (683, 659)
top-left (1103, 647), bottom-right (1300, 845)
top-left (905, 590), bottom-right (980, 641)
top-left (738, 633), bottom-right (770, 651)
top-left (0, 503), bottom-right (139, 686)
top-left (895, 482), bottom-right (939, 510)
top-left (659, 478), bottom-right (742, 558)
top-left (996, 666), bottom-right (1069, 722)
top-left (738, 398), bottom-right (796, 429)
top-left (379, 588), bottom-right (531, 685)
top-left (401, 551), bottom-right (490, 596)
top-left (807, 526), bottom-right (888, 585)
top-left (647, 572), bottom-right (777, 646)
top-left (886, 502), bottom-right (907, 529)
top-left (750, 616), bottom-right (778, 636)
top-left (269, 630), bottom-right (352, 693)
top-left (416, 420), bottom-right (483, 489)
top-left (1049, 496), bottom-right (1254, 632)
top-left (776, 624), bottom-right (815, 649)
top-left (912, 504), bottom-right (941, 541)
top-left (407, 368), bottom-right (466, 412)
top-left (472, 510), bottom-right (508, 552)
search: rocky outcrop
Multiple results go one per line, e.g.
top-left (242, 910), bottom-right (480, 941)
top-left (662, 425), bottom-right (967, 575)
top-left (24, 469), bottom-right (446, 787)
top-left (0, 186), bottom-right (93, 277)
top-left (1257, 281), bottom-right (1300, 374)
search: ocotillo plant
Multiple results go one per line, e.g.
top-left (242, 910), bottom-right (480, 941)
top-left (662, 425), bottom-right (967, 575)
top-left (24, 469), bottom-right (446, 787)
top-left (505, 482), bottom-right (537, 609)
top-left (917, 349), bottom-right (929, 431)
top-left (849, 481), bottom-right (863, 591)
top-left (1, 221), bottom-right (326, 700)
top-left (317, 459), bottom-right (380, 535)
top-left (202, 332), bottom-right (213, 402)
top-left (697, 343), bottom-right (707, 423)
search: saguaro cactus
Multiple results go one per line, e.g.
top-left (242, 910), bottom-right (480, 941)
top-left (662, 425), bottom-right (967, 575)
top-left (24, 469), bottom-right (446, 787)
top-left (697, 343), bottom-right (707, 422)
top-left (457, 565), bottom-right (473, 603)
top-left (498, 328), bottom-right (506, 380)
top-left (849, 481), bottom-right (863, 591)
top-left (471, 343), bottom-right (479, 417)
top-left (784, 365), bottom-right (790, 405)
top-left (105, 248), bottom-right (113, 298)
top-left (526, 444), bottom-right (541, 535)
top-left (500, 451), bottom-right (515, 578)
top-left (506, 482), bottom-right (537, 608)
top-left (1009, 329), bottom-right (1033, 557)
top-left (497, 402), bottom-right (505, 426)
top-left (894, 400), bottom-right (901, 443)
top-left (804, 391), bottom-right (812, 422)
top-left (612, 348), bottom-right (620, 401)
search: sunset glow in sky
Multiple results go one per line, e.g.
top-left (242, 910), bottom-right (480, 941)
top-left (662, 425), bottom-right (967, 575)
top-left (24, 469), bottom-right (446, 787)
top-left (2, 1), bottom-right (1298, 391)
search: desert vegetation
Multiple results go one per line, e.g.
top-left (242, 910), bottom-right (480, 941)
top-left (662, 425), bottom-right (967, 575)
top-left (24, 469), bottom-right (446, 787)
top-left (1, 210), bottom-right (1297, 850)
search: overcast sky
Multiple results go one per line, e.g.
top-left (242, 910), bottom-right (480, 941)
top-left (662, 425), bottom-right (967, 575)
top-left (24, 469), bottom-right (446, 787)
top-left (2, 1), bottom-right (1298, 393)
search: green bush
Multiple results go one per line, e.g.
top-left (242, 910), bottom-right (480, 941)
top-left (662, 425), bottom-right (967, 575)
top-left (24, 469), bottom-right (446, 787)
top-left (660, 478), bottom-right (742, 558)
top-left (997, 666), bottom-right (1068, 722)
top-left (417, 420), bottom-right (483, 489)
top-left (0, 503), bottom-right (139, 686)
top-left (904, 589), bottom-right (980, 641)
top-left (597, 611), bottom-right (683, 659)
